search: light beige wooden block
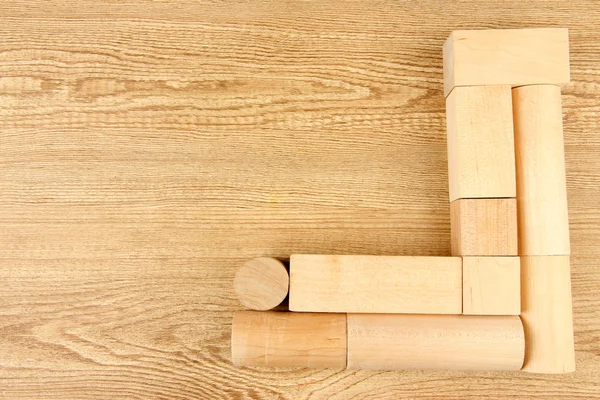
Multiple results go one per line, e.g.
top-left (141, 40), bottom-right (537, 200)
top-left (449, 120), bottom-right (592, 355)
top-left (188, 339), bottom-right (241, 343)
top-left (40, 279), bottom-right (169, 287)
top-left (443, 28), bottom-right (570, 97)
top-left (347, 314), bottom-right (524, 371)
top-left (521, 255), bottom-right (575, 373)
top-left (231, 311), bottom-right (347, 368)
top-left (446, 85), bottom-right (516, 201)
top-left (234, 257), bottom-right (289, 310)
top-left (289, 255), bottom-right (462, 314)
top-left (462, 257), bottom-right (520, 315)
top-left (450, 198), bottom-right (518, 256)
top-left (513, 85), bottom-right (570, 256)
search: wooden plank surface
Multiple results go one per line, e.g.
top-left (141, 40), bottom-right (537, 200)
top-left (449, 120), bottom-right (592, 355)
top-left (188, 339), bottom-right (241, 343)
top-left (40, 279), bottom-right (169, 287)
top-left (289, 255), bottom-right (462, 314)
top-left (1, 1), bottom-right (600, 398)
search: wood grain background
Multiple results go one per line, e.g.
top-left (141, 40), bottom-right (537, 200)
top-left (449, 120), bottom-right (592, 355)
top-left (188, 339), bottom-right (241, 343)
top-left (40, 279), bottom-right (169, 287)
top-left (1, 1), bottom-right (599, 398)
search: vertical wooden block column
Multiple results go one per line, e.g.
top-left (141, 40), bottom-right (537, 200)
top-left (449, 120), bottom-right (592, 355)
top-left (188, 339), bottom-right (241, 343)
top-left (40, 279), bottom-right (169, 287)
top-left (513, 84), bottom-right (575, 373)
top-left (444, 67), bottom-right (520, 317)
top-left (444, 77), bottom-right (518, 259)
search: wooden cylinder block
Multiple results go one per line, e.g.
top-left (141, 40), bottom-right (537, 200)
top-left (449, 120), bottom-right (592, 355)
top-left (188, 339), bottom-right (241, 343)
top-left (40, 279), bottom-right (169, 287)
top-left (234, 257), bottom-right (289, 311)
top-left (347, 314), bottom-right (524, 371)
top-left (520, 255), bottom-right (575, 373)
top-left (231, 311), bottom-right (347, 368)
top-left (513, 85), bottom-right (570, 256)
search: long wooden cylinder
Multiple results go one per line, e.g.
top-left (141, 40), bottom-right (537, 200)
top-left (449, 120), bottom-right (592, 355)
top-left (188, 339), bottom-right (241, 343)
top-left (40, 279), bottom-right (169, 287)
top-left (347, 314), bottom-right (524, 371)
top-left (234, 257), bottom-right (289, 311)
top-left (231, 311), bottom-right (347, 368)
top-left (512, 85), bottom-right (570, 256)
top-left (520, 256), bottom-right (575, 373)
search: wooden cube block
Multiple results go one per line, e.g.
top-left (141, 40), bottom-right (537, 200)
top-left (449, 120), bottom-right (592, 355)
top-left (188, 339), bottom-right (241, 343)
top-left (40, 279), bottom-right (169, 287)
top-left (443, 28), bottom-right (570, 97)
top-left (451, 198), bottom-right (518, 256)
top-left (462, 257), bottom-right (520, 315)
top-left (446, 85), bottom-right (516, 201)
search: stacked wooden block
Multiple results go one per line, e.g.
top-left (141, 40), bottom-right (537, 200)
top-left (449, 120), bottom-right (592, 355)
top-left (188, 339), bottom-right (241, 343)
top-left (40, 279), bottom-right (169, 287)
top-left (231, 28), bottom-right (575, 374)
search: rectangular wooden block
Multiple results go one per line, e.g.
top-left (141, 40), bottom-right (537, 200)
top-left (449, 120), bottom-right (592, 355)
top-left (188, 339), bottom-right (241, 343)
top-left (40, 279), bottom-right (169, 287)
top-left (443, 28), bottom-right (570, 97)
top-left (462, 257), bottom-right (520, 315)
top-left (513, 85), bottom-right (570, 256)
top-left (451, 198), bottom-right (518, 256)
top-left (289, 255), bottom-right (462, 314)
top-left (446, 85), bottom-right (516, 201)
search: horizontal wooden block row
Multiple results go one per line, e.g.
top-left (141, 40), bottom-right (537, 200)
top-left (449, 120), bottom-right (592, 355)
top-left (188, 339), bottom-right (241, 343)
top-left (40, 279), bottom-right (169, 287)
top-left (232, 311), bottom-right (525, 371)
top-left (296, 255), bottom-right (521, 316)
top-left (233, 257), bottom-right (576, 373)
top-left (236, 256), bottom-right (521, 316)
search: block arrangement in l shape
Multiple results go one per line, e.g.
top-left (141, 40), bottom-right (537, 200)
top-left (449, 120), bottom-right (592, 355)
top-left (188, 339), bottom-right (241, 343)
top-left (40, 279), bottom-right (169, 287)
top-left (230, 27), bottom-right (576, 375)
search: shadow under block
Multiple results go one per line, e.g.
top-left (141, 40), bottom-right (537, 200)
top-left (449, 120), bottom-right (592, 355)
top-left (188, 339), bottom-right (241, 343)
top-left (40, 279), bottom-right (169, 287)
top-left (234, 257), bottom-right (289, 311)
top-left (446, 85), bottom-right (516, 201)
top-left (450, 198), bottom-right (518, 256)
top-left (443, 28), bottom-right (570, 97)
top-left (520, 256), bottom-right (575, 373)
top-left (231, 311), bottom-right (347, 368)
top-left (462, 257), bottom-right (520, 315)
top-left (347, 314), bottom-right (524, 371)
top-left (513, 85), bottom-right (570, 256)
top-left (289, 255), bottom-right (462, 314)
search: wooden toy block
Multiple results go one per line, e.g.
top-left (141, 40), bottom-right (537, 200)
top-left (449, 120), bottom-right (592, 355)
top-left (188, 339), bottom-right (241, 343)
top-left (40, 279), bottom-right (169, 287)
top-left (347, 314), bottom-right (524, 371)
top-left (234, 257), bottom-right (289, 310)
top-left (443, 28), bottom-right (570, 97)
top-left (289, 255), bottom-right (462, 314)
top-left (462, 256), bottom-right (520, 315)
top-left (520, 255), bottom-right (575, 373)
top-left (513, 85), bottom-right (571, 256)
top-left (446, 85), bottom-right (516, 201)
top-left (231, 311), bottom-right (347, 368)
top-left (450, 198), bottom-right (518, 256)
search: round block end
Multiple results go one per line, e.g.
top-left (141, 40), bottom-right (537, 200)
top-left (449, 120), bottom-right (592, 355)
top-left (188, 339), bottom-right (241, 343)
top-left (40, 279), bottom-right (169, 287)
top-left (234, 257), bottom-right (289, 311)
